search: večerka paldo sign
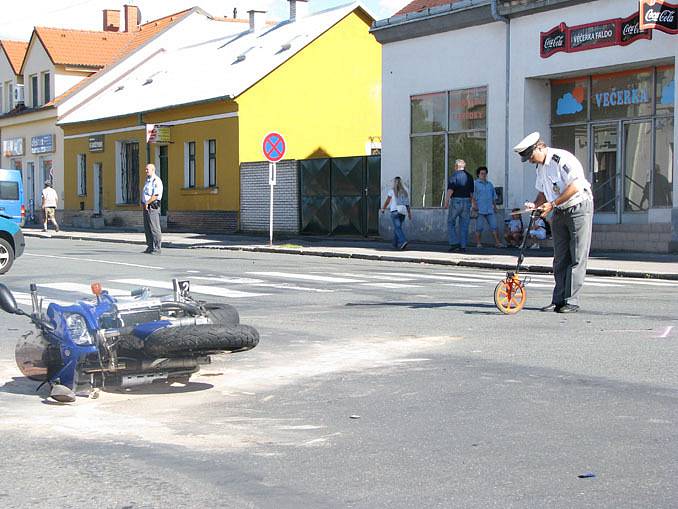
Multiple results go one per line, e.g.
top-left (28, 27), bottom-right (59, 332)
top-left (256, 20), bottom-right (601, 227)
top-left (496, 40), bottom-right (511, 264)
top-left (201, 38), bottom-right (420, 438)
top-left (541, 11), bottom-right (651, 58)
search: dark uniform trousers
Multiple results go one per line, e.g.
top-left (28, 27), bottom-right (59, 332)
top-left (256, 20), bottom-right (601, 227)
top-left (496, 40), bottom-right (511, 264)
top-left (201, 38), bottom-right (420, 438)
top-left (143, 206), bottom-right (162, 252)
top-left (550, 195), bottom-right (593, 307)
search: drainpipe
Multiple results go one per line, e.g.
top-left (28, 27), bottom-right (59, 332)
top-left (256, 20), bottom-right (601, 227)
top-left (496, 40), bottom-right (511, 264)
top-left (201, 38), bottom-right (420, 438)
top-left (491, 0), bottom-right (510, 209)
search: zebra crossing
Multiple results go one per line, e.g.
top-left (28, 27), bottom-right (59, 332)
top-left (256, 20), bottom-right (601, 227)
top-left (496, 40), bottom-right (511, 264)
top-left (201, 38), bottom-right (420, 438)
top-left (6, 268), bottom-right (677, 308)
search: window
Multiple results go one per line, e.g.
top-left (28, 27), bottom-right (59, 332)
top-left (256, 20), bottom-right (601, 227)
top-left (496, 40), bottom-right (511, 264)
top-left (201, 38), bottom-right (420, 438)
top-left (185, 141), bottom-right (196, 188)
top-left (31, 75), bottom-right (38, 107)
top-left (410, 87), bottom-right (487, 208)
top-left (208, 139), bottom-right (216, 187)
top-left (0, 84), bottom-right (3, 112)
top-left (5, 81), bottom-right (13, 110)
top-left (119, 142), bottom-right (139, 204)
top-left (77, 153), bottom-right (87, 196)
top-left (654, 116), bottom-right (674, 207)
top-left (42, 72), bottom-right (50, 103)
top-left (0, 181), bottom-right (19, 200)
top-left (591, 68), bottom-right (653, 120)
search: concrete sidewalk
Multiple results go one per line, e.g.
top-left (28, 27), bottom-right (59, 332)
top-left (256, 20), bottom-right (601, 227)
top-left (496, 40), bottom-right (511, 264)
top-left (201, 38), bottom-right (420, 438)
top-left (23, 226), bottom-right (678, 280)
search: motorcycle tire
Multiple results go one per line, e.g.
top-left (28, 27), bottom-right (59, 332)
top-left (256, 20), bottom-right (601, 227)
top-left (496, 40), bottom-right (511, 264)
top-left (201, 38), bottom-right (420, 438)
top-left (143, 324), bottom-right (259, 357)
top-left (0, 238), bottom-right (15, 275)
top-left (203, 303), bottom-right (239, 325)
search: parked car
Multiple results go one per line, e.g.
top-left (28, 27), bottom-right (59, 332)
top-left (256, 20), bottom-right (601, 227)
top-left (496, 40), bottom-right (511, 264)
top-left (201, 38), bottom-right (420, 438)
top-left (0, 169), bottom-right (26, 226)
top-left (0, 214), bottom-right (24, 274)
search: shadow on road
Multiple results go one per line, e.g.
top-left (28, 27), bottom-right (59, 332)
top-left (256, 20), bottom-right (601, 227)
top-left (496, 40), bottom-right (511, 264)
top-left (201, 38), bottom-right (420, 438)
top-left (102, 381), bottom-right (214, 396)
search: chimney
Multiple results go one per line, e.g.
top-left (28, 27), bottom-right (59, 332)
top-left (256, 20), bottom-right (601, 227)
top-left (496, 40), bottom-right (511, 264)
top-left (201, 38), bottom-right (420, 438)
top-left (248, 10), bottom-right (266, 31)
top-left (103, 9), bottom-right (120, 32)
top-left (288, 0), bottom-right (309, 21)
top-left (123, 4), bottom-right (141, 32)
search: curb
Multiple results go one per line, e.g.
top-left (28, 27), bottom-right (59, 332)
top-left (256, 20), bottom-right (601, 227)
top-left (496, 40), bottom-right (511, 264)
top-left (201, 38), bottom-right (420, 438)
top-left (24, 231), bottom-right (678, 281)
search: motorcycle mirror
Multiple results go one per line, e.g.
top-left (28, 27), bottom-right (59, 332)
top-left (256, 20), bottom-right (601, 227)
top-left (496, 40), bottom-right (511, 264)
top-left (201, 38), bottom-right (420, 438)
top-left (0, 283), bottom-right (21, 315)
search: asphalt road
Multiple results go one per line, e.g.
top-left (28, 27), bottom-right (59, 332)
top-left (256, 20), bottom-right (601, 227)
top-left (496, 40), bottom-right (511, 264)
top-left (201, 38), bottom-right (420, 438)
top-left (1, 237), bottom-right (677, 508)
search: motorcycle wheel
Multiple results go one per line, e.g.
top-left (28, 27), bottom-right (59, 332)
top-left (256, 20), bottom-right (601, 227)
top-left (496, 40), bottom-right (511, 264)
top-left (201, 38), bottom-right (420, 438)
top-left (143, 324), bottom-right (259, 357)
top-left (203, 303), bottom-right (239, 325)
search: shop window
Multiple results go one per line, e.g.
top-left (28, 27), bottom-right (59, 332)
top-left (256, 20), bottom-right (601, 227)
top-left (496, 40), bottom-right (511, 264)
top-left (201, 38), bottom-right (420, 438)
top-left (410, 87), bottom-right (488, 208)
top-left (77, 153), bottom-right (87, 196)
top-left (656, 66), bottom-right (675, 117)
top-left (184, 141), bottom-right (196, 188)
top-left (447, 132), bottom-right (486, 177)
top-left (551, 125), bottom-right (589, 175)
top-left (411, 135), bottom-right (445, 207)
top-left (591, 68), bottom-right (653, 120)
top-left (411, 92), bottom-right (447, 133)
top-left (551, 78), bottom-right (588, 124)
top-left (653, 117), bottom-right (674, 208)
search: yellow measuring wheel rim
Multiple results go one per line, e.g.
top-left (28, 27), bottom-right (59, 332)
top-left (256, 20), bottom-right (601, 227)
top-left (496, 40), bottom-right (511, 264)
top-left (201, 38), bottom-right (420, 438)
top-left (494, 278), bottom-right (527, 314)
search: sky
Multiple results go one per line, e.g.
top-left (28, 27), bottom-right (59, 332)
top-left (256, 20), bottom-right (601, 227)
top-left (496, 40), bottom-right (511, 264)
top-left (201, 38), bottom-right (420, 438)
top-left (0, 0), bottom-right (410, 41)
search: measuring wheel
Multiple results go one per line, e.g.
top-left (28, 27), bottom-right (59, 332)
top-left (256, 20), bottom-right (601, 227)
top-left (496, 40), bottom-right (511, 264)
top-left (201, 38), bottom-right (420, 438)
top-left (494, 276), bottom-right (527, 314)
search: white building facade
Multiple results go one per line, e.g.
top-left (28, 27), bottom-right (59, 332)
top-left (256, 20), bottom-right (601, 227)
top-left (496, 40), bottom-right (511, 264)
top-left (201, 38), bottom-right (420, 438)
top-left (372, 0), bottom-right (677, 252)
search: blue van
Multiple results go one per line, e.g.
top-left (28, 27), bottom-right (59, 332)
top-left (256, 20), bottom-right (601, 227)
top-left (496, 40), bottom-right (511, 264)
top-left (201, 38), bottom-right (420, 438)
top-left (0, 169), bottom-right (25, 226)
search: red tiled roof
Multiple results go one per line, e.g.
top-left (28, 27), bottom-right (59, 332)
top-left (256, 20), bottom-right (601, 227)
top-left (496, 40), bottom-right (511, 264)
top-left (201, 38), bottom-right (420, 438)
top-left (0, 40), bottom-right (28, 74)
top-left (395, 0), bottom-right (457, 16)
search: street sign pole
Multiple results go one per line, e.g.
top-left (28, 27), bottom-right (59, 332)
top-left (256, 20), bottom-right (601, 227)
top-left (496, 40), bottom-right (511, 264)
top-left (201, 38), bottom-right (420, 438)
top-left (269, 162), bottom-right (276, 246)
top-left (262, 132), bottom-right (286, 247)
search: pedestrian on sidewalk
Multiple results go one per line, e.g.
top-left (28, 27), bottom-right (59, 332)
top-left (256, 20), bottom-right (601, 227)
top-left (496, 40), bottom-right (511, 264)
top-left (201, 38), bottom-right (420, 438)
top-left (504, 208), bottom-right (523, 247)
top-left (142, 163), bottom-right (163, 255)
top-left (471, 166), bottom-right (503, 248)
top-left (514, 131), bottom-right (593, 313)
top-left (527, 216), bottom-right (547, 249)
top-left (41, 181), bottom-right (60, 233)
top-left (444, 159), bottom-right (474, 252)
top-left (381, 176), bottom-right (411, 250)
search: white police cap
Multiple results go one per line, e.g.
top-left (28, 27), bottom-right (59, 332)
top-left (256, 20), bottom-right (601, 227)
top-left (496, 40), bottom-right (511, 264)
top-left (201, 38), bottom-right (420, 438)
top-left (513, 132), bottom-right (540, 162)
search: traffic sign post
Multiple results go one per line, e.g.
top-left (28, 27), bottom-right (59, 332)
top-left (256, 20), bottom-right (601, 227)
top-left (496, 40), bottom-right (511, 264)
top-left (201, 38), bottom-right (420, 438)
top-left (262, 133), bottom-right (286, 246)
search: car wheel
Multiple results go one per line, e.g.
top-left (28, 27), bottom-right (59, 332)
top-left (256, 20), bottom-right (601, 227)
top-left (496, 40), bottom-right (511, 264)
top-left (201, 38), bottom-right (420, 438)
top-left (0, 238), bottom-right (15, 274)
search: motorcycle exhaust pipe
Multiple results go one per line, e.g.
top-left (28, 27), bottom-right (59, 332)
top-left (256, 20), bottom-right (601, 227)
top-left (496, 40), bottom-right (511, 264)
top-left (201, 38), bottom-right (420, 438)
top-left (30, 283), bottom-right (40, 317)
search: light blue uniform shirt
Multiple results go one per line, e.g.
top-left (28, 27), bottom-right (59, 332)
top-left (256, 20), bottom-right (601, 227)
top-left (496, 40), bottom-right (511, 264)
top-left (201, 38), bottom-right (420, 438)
top-left (473, 179), bottom-right (497, 215)
top-left (143, 174), bottom-right (164, 205)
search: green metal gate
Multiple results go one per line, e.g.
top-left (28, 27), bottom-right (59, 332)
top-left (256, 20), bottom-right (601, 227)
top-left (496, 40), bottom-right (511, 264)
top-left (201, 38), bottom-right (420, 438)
top-left (300, 155), bottom-right (380, 236)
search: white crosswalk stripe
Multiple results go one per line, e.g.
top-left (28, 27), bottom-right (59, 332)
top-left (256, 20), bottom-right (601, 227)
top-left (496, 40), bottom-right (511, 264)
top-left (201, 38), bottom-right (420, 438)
top-left (191, 275), bottom-right (333, 292)
top-left (40, 282), bottom-right (131, 296)
top-left (247, 271), bottom-right (365, 283)
top-left (110, 279), bottom-right (270, 298)
top-left (12, 291), bottom-right (72, 307)
top-left (361, 282), bottom-right (423, 289)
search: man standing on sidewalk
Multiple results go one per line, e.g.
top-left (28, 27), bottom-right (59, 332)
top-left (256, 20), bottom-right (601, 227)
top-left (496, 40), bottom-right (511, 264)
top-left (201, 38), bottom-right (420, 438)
top-left (41, 181), bottom-right (60, 233)
top-left (444, 159), bottom-right (474, 252)
top-left (513, 132), bottom-right (593, 313)
top-left (142, 163), bottom-right (163, 255)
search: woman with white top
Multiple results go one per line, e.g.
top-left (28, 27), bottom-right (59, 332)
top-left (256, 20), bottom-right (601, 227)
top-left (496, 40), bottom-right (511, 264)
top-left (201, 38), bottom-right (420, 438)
top-left (381, 176), bottom-right (412, 250)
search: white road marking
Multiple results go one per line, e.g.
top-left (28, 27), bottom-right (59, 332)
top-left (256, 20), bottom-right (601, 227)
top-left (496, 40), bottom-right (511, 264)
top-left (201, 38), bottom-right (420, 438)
top-left (191, 275), bottom-right (333, 292)
top-left (657, 326), bottom-right (674, 338)
top-left (24, 252), bottom-right (163, 269)
top-left (110, 279), bottom-right (269, 298)
top-left (361, 282), bottom-right (422, 289)
top-left (586, 276), bottom-right (678, 286)
top-left (332, 272), bottom-right (417, 282)
top-left (247, 271), bottom-right (365, 283)
top-left (434, 271), bottom-right (507, 280)
top-left (12, 291), bottom-right (72, 307)
top-left (441, 283), bottom-right (481, 288)
top-left (40, 282), bottom-right (130, 296)
top-left (379, 272), bottom-right (488, 283)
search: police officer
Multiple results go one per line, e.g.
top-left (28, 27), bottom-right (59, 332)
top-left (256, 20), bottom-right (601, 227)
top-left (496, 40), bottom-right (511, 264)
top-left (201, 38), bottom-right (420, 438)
top-left (142, 163), bottom-right (163, 254)
top-left (513, 132), bottom-right (593, 313)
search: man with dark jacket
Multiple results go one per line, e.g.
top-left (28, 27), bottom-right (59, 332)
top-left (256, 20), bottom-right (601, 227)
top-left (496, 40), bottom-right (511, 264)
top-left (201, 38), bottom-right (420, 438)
top-left (444, 159), bottom-right (475, 252)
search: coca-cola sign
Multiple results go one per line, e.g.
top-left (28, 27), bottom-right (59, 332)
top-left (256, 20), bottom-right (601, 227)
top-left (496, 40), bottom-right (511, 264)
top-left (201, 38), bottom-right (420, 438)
top-left (620, 11), bottom-right (653, 44)
top-left (541, 23), bottom-right (567, 57)
top-left (639, 0), bottom-right (678, 34)
top-left (540, 11), bottom-right (653, 58)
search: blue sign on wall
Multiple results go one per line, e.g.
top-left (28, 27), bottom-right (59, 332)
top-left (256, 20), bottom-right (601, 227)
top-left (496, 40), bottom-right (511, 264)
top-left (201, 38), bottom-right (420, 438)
top-left (31, 134), bottom-right (54, 154)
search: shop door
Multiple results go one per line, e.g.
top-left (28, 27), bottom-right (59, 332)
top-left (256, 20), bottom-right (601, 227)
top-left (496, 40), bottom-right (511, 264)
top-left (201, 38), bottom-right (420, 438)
top-left (93, 163), bottom-right (103, 215)
top-left (621, 120), bottom-right (652, 223)
top-left (159, 145), bottom-right (168, 216)
top-left (592, 124), bottom-right (619, 222)
top-left (26, 162), bottom-right (35, 222)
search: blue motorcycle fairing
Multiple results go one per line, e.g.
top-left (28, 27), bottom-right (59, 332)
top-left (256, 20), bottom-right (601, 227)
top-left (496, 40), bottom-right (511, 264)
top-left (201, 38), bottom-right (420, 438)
top-left (132, 320), bottom-right (173, 340)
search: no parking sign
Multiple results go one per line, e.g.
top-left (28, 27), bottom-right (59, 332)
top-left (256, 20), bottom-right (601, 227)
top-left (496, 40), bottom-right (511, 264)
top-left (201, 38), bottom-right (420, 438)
top-left (262, 132), bottom-right (286, 245)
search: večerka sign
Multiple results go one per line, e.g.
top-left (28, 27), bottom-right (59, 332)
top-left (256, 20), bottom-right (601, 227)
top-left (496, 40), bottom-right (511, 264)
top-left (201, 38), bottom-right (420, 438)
top-left (639, 0), bottom-right (678, 34)
top-left (541, 11), bottom-right (651, 58)
top-left (594, 87), bottom-right (650, 109)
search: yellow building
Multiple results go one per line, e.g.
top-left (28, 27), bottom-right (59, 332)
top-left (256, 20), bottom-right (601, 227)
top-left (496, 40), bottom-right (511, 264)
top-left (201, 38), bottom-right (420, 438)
top-left (59, 1), bottom-right (382, 233)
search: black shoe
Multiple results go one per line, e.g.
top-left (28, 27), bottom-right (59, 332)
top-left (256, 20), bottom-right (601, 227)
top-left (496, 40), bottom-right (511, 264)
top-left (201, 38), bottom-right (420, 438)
top-left (459, 247), bottom-right (467, 253)
top-left (540, 303), bottom-right (558, 312)
top-left (448, 244), bottom-right (460, 252)
top-left (143, 248), bottom-right (153, 253)
top-left (555, 304), bottom-right (579, 313)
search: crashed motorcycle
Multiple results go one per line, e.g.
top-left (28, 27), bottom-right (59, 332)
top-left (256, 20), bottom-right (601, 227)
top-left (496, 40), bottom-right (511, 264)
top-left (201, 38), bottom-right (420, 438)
top-left (0, 279), bottom-right (259, 403)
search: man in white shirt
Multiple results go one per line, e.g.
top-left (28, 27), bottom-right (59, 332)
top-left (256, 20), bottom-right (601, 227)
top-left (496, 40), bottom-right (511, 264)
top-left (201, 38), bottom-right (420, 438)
top-left (141, 163), bottom-right (164, 254)
top-left (41, 181), bottom-right (60, 233)
top-left (514, 132), bottom-right (593, 313)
